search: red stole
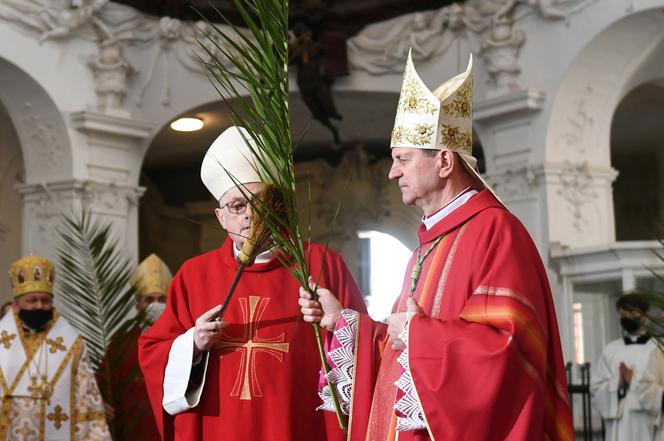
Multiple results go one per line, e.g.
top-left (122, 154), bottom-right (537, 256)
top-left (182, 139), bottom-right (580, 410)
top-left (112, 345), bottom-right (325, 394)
top-left (349, 189), bottom-right (573, 441)
top-left (138, 239), bottom-right (366, 441)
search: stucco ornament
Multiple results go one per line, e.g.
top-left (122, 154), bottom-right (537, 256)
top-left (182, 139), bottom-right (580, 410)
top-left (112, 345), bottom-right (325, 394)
top-left (347, 0), bottom-right (596, 96)
top-left (88, 37), bottom-right (135, 110)
top-left (0, 0), bottom-right (241, 108)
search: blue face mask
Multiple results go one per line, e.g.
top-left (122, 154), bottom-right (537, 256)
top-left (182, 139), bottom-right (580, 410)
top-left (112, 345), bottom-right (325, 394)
top-left (19, 308), bottom-right (53, 331)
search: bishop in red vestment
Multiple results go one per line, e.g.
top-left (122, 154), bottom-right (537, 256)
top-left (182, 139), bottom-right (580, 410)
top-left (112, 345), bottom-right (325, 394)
top-left (299, 52), bottom-right (573, 440)
top-left (139, 126), bottom-right (366, 441)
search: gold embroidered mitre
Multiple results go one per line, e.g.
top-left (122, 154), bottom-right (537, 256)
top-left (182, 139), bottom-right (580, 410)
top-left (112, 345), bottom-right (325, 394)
top-left (390, 51), bottom-right (503, 204)
top-left (391, 49), bottom-right (473, 153)
top-left (9, 255), bottom-right (55, 297)
top-left (131, 254), bottom-right (173, 297)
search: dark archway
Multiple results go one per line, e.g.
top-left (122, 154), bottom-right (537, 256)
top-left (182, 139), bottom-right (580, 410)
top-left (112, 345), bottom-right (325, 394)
top-left (611, 82), bottom-right (664, 240)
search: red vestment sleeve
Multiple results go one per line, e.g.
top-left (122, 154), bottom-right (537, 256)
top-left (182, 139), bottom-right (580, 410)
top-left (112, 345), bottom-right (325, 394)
top-left (138, 266), bottom-right (197, 441)
top-left (408, 212), bottom-right (573, 440)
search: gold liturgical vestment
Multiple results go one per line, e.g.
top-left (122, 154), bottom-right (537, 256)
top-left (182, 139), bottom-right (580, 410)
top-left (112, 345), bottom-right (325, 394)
top-left (0, 311), bottom-right (111, 441)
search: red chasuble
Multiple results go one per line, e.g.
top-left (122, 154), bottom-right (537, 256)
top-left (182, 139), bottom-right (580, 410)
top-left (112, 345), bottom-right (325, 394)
top-left (347, 189), bottom-right (573, 441)
top-left (101, 325), bottom-right (160, 441)
top-left (138, 239), bottom-right (366, 441)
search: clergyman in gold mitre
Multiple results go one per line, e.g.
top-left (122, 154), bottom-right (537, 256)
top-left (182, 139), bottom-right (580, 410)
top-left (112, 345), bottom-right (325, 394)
top-left (390, 49), bottom-right (501, 203)
top-left (2, 254), bottom-right (112, 439)
top-left (131, 253), bottom-right (173, 325)
top-left (8, 254), bottom-right (56, 331)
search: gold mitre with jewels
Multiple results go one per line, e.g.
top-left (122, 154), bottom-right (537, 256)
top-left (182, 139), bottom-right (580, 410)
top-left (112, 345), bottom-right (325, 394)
top-left (131, 253), bottom-right (173, 297)
top-left (9, 254), bottom-right (55, 297)
top-left (391, 50), bottom-right (502, 202)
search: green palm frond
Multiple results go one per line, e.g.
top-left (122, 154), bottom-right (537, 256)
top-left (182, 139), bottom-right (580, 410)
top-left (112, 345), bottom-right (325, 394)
top-left (55, 209), bottom-right (141, 439)
top-left (55, 209), bottom-right (137, 371)
top-left (196, 0), bottom-right (347, 429)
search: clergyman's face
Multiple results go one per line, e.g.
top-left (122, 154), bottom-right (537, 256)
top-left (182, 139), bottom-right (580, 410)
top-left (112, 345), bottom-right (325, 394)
top-left (13, 292), bottom-right (53, 311)
top-left (136, 293), bottom-right (167, 312)
top-left (215, 182), bottom-right (265, 249)
top-left (388, 147), bottom-right (442, 208)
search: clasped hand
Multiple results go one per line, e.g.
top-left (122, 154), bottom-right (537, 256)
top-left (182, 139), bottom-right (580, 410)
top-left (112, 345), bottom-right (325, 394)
top-left (193, 304), bottom-right (228, 355)
top-left (387, 298), bottom-right (422, 351)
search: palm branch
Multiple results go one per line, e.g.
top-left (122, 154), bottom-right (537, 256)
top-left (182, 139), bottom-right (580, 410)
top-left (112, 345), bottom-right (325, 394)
top-left (632, 237), bottom-right (664, 347)
top-left (55, 209), bottom-right (141, 438)
top-left (195, 0), bottom-right (348, 429)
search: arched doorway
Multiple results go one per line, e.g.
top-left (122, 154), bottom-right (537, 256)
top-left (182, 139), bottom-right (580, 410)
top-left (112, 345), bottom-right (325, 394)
top-left (611, 82), bottom-right (664, 240)
top-left (138, 100), bottom-right (227, 274)
top-left (0, 56), bottom-right (72, 293)
top-left (0, 99), bottom-right (23, 304)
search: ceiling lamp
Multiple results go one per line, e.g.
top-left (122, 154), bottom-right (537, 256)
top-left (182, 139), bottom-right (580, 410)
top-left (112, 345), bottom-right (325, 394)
top-left (170, 117), bottom-right (204, 132)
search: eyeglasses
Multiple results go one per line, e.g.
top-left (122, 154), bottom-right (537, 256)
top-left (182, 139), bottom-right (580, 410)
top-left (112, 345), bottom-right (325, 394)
top-left (223, 199), bottom-right (249, 215)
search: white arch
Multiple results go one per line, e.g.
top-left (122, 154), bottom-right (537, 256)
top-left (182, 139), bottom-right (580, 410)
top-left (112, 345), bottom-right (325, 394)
top-left (0, 57), bottom-right (72, 183)
top-left (546, 7), bottom-right (664, 166)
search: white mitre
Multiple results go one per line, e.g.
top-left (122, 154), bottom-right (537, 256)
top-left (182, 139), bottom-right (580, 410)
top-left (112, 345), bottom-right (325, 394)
top-left (200, 126), bottom-right (266, 201)
top-left (391, 49), bottom-right (502, 204)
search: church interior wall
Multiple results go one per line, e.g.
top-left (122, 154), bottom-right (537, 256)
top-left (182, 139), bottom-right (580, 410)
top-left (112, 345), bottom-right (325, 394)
top-left (0, 0), bottom-right (663, 372)
top-left (0, 100), bottom-right (23, 306)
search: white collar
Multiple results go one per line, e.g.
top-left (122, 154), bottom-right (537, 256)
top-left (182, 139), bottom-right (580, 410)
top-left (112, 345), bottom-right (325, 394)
top-left (233, 243), bottom-right (274, 264)
top-left (422, 188), bottom-right (478, 231)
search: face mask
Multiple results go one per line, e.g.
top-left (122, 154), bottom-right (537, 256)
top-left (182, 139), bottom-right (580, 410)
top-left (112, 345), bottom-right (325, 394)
top-left (144, 302), bottom-right (166, 326)
top-left (621, 317), bottom-right (641, 334)
top-left (19, 308), bottom-right (54, 331)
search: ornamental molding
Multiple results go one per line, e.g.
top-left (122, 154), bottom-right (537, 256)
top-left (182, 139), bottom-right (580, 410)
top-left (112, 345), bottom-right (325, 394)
top-left (347, 0), bottom-right (596, 96)
top-left (484, 165), bottom-right (538, 200)
top-left (540, 161), bottom-right (617, 233)
top-left (0, 0), bottom-right (242, 110)
top-left (15, 179), bottom-right (146, 219)
top-left (474, 88), bottom-right (546, 122)
top-left (70, 110), bottom-right (156, 139)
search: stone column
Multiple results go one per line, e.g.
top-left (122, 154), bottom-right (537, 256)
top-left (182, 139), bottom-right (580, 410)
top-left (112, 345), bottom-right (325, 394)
top-left (16, 180), bottom-right (145, 262)
top-left (16, 111), bottom-right (156, 264)
top-left (69, 110), bottom-right (156, 261)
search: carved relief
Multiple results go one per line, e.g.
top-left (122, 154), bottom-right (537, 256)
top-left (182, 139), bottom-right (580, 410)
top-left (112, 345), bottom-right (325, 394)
top-left (81, 180), bottom-right (144, 215)
top-left (555, 161), bottom-right (596, 232)
top-left (16, 179), bottom-right (144, 258)
top-left (485, 166), bottom-right (537, 199)
top-left (347, 0), bottom-right (596, 96)
top-left (88, 38), bottom-right (135, 111)
top-left (23, 102), bottom-right (64, 168)
top-left (297, 147), bottom-right (392, 252)
top-left (480, 17), bottom-right (525, 97)
top-left (0, 1), bottom-right (240, 108)
top-left (559, 85), bottom-right (594, 157)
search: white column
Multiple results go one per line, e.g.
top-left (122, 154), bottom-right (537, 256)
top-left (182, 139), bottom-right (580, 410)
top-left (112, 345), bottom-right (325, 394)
top-left (70, 110), bottom-right (156, 261)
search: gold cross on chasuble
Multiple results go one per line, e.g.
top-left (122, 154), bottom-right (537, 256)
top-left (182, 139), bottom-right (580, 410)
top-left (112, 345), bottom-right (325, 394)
top-left (0, 330), bottom-right (15, 349)
top-left (215, 296), bottom-right (290, 400)
top-left (47, 404), bottom-right (69, 429)
top-left (46, 337), bottom-right (66, 353)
